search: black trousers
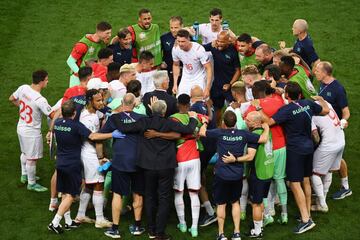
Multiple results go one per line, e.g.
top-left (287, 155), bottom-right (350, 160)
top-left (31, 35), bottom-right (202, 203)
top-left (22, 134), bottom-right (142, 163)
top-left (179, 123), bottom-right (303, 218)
top-left (144, 168), bottom-right (175, 235)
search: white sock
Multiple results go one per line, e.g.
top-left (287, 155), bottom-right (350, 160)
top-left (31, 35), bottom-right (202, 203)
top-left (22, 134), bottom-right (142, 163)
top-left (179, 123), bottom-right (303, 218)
top-left (52, 213), bottom-right (62, 227)
top-left (311, 175), bottom-right (326, 207)
top-left (189, 191), bottom-right (200, 229)
top-left (240, 178), bottom-right (248, 213)
top-left (93, 190), bottom-right (105, 221)
top-left (203, 200), bottom-right (214, 216)
top-left (50, 198), bottom-right (58, 205)
top-left (323, 173), bottom-right (333, 199)
top-left (254, 220), bottom-right (263, 235)
top-left (26, 160), bottom-right (36, 185)
top-left (64, 211), bottom-right (72, 225)
top-left (174, 191), bottom-right (186, 224)
top-left (76, 190), bottom-right (91, 218)
top-left (341, 177), bottom-right (349, 190)
top-left (20, 153), bottom-right (27, 175)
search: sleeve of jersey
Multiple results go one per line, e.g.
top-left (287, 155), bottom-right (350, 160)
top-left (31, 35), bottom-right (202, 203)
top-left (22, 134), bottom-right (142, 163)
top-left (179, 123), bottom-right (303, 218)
top-left (309, 100), bottom-right (322, 115)
top-left (337, 87), bottom-right (348, 109)
top-left (12, 86), bottom-right (21, 99)
top-left (62, 89), bottom-right (70, 105)
top-left (233, 48), bottom-right (241, 69)
top-left (198, 46), bottom-right (210, 65)
top-left (99, 117), bottom-right (115, 133)
top-left (246, 131), bottom-right (261, 144)
top-left (37, 97), bottom-right (53, 116)
top-left (205, 128), bottom-right (220, 138)
top-left (272, 107), bottom-right (288, 124)
top-left (78, 122), bottom-right (92, 138)
top-left (304, 42), bottom-right (319, 63)
top-left (70, 42), bottom-right (88, 60)
top-left (172, 47), bottom-right (180, 62)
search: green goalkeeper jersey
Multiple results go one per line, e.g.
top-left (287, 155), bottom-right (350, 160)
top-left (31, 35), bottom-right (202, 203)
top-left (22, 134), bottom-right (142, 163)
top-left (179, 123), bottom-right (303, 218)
top-left (239, 53), bottom-right (259, 69)
top-left (252, 128), bottom-right (274, 180)
top-left (78, 36), bottom-right (106, 67)
top-left (131, 23), bottom-right (162, 66)
top-left (289, 69), bottom-right (317, 99)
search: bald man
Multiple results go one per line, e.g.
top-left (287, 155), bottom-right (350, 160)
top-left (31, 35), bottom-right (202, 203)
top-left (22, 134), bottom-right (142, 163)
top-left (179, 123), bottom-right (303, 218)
top-left (203, 31), bottom-right (241, 126)
top-left (255, 44), bottom-right (273, 75)
top-left (292, 19), bottom-right (320, 68)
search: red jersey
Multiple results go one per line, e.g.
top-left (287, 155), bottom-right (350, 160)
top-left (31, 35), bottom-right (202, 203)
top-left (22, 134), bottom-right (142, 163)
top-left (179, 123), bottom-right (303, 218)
top-left (62, 85), bottom-right (87, 104)
top-left (245, 94), bottom-right (286, 149)
top-left (91, 63), bottom-right (108, 82)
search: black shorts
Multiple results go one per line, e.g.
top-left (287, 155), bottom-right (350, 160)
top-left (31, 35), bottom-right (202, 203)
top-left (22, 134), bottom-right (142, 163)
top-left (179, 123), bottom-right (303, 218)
top-left (56, 166), bottom-right (82, 197)
top-left (286, 149), bottom-right (313, 182)
top-left (249, 172), bottom-right (271, 204)
top-left (112, 168), bottom-right (144, 196)
top-left (213, 175), bottom-right (243, 205)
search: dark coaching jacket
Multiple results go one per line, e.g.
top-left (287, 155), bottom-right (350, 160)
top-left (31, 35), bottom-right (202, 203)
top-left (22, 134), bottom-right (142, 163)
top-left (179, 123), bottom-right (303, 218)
top-left (113, 113), bottom-right (197, 170)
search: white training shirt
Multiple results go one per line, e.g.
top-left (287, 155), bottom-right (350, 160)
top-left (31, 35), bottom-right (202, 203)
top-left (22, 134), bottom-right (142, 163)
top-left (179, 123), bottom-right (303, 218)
top-left (136, 69), bottom-right (157, 97)
top-left (172, 42), bottom-right (209, 83)
top-left (109, 80), bottom-right (126, 99)
top-left (13, 84), bottom-right (52, 136)
top-left (199, 23), bottom-right (222, 45)
top-left (80, 109), bottom-right (104, 155)
top-left (312, 102), bottom-right (345, 151)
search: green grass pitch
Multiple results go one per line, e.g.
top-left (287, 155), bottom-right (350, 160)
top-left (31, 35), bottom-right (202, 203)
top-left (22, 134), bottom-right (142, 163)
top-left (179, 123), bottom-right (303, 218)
top-left (0, 0), bottom-right (359, 239)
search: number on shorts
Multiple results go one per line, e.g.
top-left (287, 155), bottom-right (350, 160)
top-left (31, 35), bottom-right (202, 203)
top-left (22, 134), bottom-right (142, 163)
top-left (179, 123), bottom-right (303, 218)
top-left (19, 100), bottom-right (33, 124)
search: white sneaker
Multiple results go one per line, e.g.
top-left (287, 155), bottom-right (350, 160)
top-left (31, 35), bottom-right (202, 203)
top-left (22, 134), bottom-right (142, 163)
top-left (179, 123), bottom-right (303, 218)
top-left (75, 216), bottom-right (95, 223)
top-left (95, 219), bottom-right (112, 228)
top-left (310, 204), bottom-right (329, 213)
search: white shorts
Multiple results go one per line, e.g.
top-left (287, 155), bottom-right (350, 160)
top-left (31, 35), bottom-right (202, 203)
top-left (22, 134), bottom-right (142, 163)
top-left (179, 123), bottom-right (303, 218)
top-left (18, 133), bottom-right (43, 159)
top-left (177, 79), bottom-right (206, 97)
top-left (81, 151), bottom-right (104, 184)
top-left (173, 158), bottom-right (201, 191)
top-left (313, 145), bottom-right (344, 175)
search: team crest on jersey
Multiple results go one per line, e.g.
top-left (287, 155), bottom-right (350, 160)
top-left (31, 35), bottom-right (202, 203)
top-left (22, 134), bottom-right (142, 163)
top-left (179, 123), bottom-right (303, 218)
top-left (139, 32), bottom-right (146, 40)
top-left (88, 46), bottom-right (95, 55)
top-left (296, 47), bottom-right (301, 52)
top-left (327, 92), bottom-right (332, 97)
top-left (47, 106), bottom-right (52, 112)
top-left (225, 54), bottom-right (231, 59)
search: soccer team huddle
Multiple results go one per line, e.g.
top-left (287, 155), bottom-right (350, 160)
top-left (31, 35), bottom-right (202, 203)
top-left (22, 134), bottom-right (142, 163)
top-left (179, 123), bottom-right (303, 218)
top-left (9, 7), bottom-right (352, 240)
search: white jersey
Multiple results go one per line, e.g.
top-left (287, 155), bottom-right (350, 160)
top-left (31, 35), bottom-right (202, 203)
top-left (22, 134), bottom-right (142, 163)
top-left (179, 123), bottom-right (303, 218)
top-left (109, 80), bottom-right (126, 99)
top-left (172, 42), bottom-right (209, 89)
top-left (80, 109), bottom-right (104, 155)
top-left (199, 23), bottom-right (222, 45)
top-left (312, 102), bottom-right (345, 151)
top-left (136, 69), bottom-right (157, 97)
top-left (13, 84), bottom-right (52, 136)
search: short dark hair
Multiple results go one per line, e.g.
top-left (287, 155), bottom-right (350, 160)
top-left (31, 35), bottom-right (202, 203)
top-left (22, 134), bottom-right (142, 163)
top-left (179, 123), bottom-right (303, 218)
top-left (96, 21), bottom-right (112, 31)
top-left (78, 67), bottom-right (93, 81)
top-left (139, 8), bottom-right (150, 16)
top-left (117, 28), bottom-right (131, 39)
top-left (61, 100), bottom-right (76, 118)
top-left (285, 82), bottom-right (302, 100)
top-left (98, 48), bottom-right (113, 59)
top-left (139, 51), bottom-right (154, 62)
top-left (210, 8), bottom-right (222, 17)
top-left (176, 29), bottom-right (190, 39)
top-left (252, 80), bottom-right (275, 98)
top-left (86, 89), bottom-right (100, 104)
top-left (32, 70), bottom-right (48, 84)
top-left (127, 80), bottom-right (142, 97)
top-left (237, 33), bottom-right (252, 43)
top-left (107, 62), bottom-right (121, 81)
top-left (264, 64), bottom-right (281, 81)
top-left (223, 110), bottom-right (237, 128)
top-left (280, 56), bottom-right (295, 69)
top-left (177, 94), bottom-right (190, 105)
top-left (170, 16), bottom-right (183, 25)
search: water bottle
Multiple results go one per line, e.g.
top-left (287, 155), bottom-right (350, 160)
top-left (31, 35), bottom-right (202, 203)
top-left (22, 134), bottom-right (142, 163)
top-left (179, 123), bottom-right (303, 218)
top-left (192, 21), bottom-right (199, 41)
top-left (222, 20), bottom-right (229, 31)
